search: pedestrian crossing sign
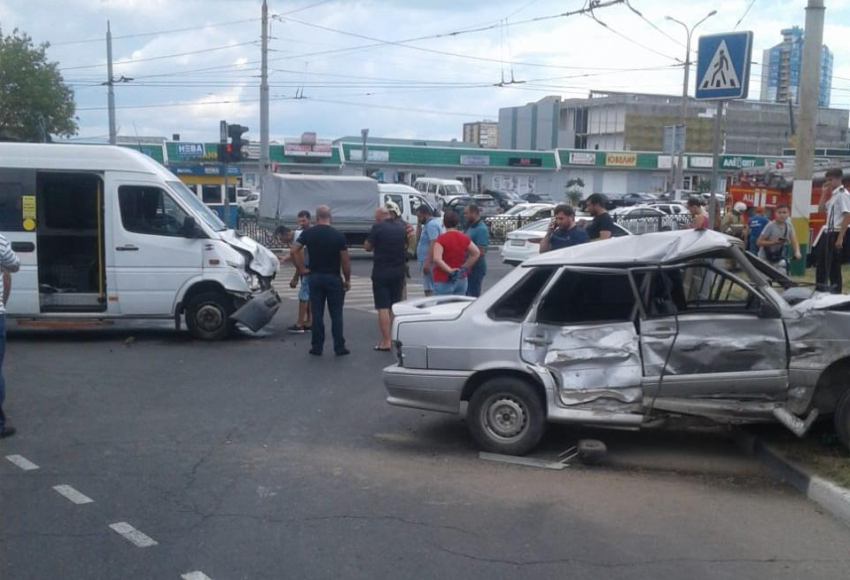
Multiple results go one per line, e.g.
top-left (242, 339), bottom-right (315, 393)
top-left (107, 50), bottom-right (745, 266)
top-left (695, 31), bottom-right (753, 101)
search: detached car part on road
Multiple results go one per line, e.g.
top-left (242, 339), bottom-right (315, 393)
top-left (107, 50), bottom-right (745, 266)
top-left (384, 229), bottom-right (850, 455)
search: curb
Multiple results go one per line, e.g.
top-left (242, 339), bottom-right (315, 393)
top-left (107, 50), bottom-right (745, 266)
top-left (732, 429), bottom-right (850, 527)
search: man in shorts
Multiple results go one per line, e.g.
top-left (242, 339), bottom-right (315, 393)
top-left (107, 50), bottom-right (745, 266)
top-left (365, 206), bottom-right (408, 351)
top-left (288, 211), bottom-right (313, 333)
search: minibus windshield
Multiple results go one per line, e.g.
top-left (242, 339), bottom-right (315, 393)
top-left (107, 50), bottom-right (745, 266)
top-left (167, 180), bottom-right (227, 231)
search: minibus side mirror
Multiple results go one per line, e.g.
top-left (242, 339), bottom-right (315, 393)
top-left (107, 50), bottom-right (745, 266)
top-left (182, 216), bottom-right (199, 238)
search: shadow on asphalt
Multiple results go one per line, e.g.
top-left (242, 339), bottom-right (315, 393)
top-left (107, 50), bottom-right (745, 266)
top-left (376, 413), bottom-right (772, 483)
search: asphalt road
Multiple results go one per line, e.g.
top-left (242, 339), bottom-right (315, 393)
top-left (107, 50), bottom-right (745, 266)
top-left (1, 251), bottom-right (849, 580)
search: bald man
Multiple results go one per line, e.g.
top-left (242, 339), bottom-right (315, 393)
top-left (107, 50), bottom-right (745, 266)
top-left (291, 205), bottom-right (351, 356)
top-left (365, 205), bottom-right (408, 351)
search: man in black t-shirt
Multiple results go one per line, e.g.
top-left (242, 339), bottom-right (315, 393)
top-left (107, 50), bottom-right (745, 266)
top-left (292, 205), bottom-right (351, 356)
top-left (584, 193), bottom-right (615, 241)
top-left (365, 206), bottom-right (408, 351)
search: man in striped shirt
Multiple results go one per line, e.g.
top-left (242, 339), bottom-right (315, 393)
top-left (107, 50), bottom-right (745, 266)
top-left (0, 234), bottom-right (20, 439)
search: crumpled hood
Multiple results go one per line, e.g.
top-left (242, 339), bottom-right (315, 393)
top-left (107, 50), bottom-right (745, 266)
top-left (790, 290), bottom-right (850, 313)
top-left (219, 229), bottom-right (279, 277)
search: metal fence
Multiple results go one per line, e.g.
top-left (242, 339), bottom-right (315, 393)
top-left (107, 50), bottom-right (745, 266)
top-left (238, 213), bottom-right (696, 250)
top-left (237, 217), bottom-right (283, 249)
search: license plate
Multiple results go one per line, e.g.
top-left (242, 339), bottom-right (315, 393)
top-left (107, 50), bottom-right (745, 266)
top-left (510, 240), bottom-right (525, 246)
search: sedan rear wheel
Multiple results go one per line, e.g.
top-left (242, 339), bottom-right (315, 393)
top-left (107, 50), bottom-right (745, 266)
top-left (468, 378), bottom-right (545, 456)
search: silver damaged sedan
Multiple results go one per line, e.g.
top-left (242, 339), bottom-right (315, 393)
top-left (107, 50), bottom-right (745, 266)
top-left (383, 229), bottom-right (850, 455)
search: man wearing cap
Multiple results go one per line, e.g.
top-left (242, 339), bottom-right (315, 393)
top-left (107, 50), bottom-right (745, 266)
top-left (721, 202), bottom-right (748, 240)
top-left (365, 204), bottom-right (408, 351)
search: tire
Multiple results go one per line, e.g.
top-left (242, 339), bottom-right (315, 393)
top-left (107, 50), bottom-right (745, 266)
top-left (467, 377), bottom-right (546, 456)
top-left (834, 389), bottom-right (850, 449)
top-left (185, 291), bottom-right (233, 341)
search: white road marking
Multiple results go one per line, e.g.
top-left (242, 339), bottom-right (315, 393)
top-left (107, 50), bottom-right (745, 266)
top-left (5, 454), bottom-right (39, 471)
top-left (181, 572), bottom-right (213, 580)
top-left (109, 522), bottom-right (158, 548)
top-left (273, 274), bottom-right (422, 314)
top-left (53, 484), bottom-right (94, 505)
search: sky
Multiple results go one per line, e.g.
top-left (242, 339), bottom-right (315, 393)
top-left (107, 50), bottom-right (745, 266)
top-left (2, 0), bottom-right (850, 144)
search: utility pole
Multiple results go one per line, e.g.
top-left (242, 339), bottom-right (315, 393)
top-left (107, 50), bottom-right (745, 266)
top-left (361, 128), bottom-right (369, 176)
top-left (708, 101), bottom-right (723, 229)
top-left (791, 0), bottom-right (826, 276)
top-left (260, 0), bottom-right (270, 191)
top-left (106, 20), bottom-right (117, 145)
top-left (666, 11), bottom-right (716, 191)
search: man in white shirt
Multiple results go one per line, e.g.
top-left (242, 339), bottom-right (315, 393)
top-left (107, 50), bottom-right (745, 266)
top-left (817, 168), bottom-right (850, 293)
top-left (0, 234), bottom-right (20, 439)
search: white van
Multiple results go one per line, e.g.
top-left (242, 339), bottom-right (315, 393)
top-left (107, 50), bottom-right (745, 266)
top-left (378, 183), bottom-right (434, 229)
top-left (412, 178), bottom-right (467, 205)
top-left (0, 143), bottom-right (280, 340)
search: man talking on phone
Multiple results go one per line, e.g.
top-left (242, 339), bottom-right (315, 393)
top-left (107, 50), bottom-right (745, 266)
top-left (540, 204), bottom-right (589, 253)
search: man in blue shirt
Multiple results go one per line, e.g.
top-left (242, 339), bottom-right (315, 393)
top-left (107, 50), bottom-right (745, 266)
top-left (416, 205), bottom-right (443, 296)
top-left (540, 204), bottom-right (589, 252)
top-left (463, 204), bottom-right (490, 297)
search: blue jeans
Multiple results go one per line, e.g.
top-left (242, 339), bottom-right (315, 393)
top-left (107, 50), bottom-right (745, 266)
top-left (466, 259), bottom-right (486, 297)
top-left (434, 279), bottom-right (468, 296)
top-left (309, 273), bottom-right (346, 353)
top-left (0, 316), bottom-right (7, 429)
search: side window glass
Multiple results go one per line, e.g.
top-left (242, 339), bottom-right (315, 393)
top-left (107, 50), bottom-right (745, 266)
top-left (118, 186), bottom-right (189, 237)
top-left (428, 183), bottom-right (438, 194)
top-left (0, 182), bottom-right (25, 232)
top-left (489, 267), bottom-right (555, 321)
top-left (645, 266), bottom-right (756, 316)
top-left (537, 270), bottom-right (637, 325)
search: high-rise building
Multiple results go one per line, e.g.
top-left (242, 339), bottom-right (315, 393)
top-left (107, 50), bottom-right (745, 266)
top-left (760, 26), bottom-right (833, 107)
top-left (462, 121), bottom-right (499, 149)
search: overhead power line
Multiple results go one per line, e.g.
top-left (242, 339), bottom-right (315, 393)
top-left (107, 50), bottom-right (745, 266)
top-left (60, 41), bottom-right (258, 71)
top-left (51, 18), bottom-right (259, 46)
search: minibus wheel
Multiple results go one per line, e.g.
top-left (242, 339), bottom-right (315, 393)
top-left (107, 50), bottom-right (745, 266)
top-left (186, 291), bottom-right (233, 341)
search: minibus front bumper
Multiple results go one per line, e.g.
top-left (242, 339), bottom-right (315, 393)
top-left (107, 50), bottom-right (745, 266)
top-left (230, 288), bottom-right (281, 332)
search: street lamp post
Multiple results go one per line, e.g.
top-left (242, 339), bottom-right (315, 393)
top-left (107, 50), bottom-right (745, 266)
top-left (666, 11), bottom-right (716, 192)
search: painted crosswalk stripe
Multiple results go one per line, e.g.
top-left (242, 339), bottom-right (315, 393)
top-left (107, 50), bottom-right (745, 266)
top-left (274, 274), bottom-right (423, 314)
top-left (109, 522), bottom-right (158, 548)
top-left (181, 572), bottom-right (213, 580)
top-left (53, 484), bottom-right (94, 505)
top-left (5, 454), bottom-right (39, 471)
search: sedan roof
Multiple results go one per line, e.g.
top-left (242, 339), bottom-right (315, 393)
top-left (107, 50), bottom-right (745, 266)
top-left (524, 229), bottom-right (742, 267)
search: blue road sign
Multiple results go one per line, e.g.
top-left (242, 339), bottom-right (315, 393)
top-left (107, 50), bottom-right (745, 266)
top-left (695, 31), bottom-right (753, 101)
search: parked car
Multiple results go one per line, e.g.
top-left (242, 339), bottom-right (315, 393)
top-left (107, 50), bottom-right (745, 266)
top-left (499, 216), bottom-right (631, 265)
top-left (578, 192), bottom-right (628, 211)
top-left (237, 192), bottom-right (260, 217)
top-left (519, 193), bottom-right (554, 204)
top-left (609, 206), bottom-right (667, 219)
top-left (384, 229), bottom-right (850, 455)
top-left (502, 203), bottom-right (555, 220)
top-left (443, 195), bottom-right (501, 220)
top-left (622, 192), bottom-right (660, 206)
top-left (647, 201), bottom-right (688, 216)
top-left (483, 189), bottom-right (523, 211)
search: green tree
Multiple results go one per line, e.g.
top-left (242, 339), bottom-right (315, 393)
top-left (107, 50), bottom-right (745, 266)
top-left (564, 177), bottom-right (585, 206)
top-left (0, 28), bottom-right (77, 142)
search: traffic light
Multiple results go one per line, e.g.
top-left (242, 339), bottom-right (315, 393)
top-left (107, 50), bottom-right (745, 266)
top-left (228, 124), bottom-right (249, 162)
top-left (216, 143), bottom-right (232, 163)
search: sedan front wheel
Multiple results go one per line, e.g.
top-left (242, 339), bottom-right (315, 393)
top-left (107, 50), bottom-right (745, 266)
top-left (468, 378), bottom-right (546, 456)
